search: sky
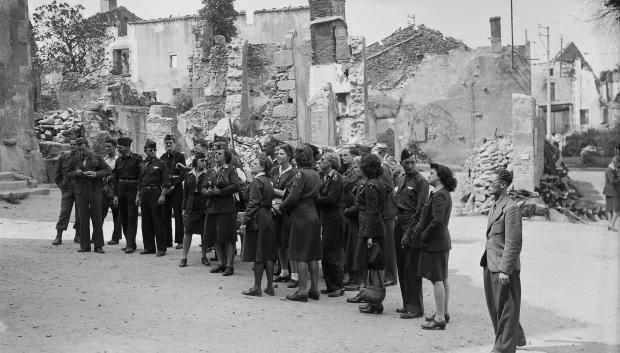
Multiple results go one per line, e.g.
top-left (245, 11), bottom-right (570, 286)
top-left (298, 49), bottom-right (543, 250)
top-left (28, 0), bottom-right (620, 73)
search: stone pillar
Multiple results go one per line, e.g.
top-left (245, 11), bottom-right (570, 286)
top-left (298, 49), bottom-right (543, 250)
top-left (511, 93), bottom-right (544, 191)
top-left (490, 17), bottom-right (502, 53)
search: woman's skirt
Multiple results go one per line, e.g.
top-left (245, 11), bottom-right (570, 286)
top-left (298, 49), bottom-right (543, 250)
top-left (204, 212), bottom-right (237, 243)
top-left (287, 200), bottom-right (322, 262)
top-left (241, 208), bottom-right (275, 262)
top-left (417, 250), bottom-right (449, 282)
top-left (606, 196), bottom-right (620, 212)
top-left (184, 209), bottom-right (205, 235)
top-left (274, 213), bottom-right (292, 251)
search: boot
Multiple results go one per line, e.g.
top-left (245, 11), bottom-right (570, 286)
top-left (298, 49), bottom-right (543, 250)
top-left (52, 236), bottom-right (62, 245)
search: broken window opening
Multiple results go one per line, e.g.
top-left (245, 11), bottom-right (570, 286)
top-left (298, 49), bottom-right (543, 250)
top-left (173, 88), bottom-right (181, 96)
top-left (112, 49), bottom-right (130, 76)
top-left (169, 54), bottom-right (178, 68)
top-left (336, 92), bottom-right (350, 117)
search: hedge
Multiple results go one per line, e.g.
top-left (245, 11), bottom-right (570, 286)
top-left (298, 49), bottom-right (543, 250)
top-left (562, 123), bottom-right (620, 157)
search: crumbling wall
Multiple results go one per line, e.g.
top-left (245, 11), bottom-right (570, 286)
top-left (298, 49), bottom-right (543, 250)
top-left (0, 0), bottom-right (46, 180)
top-left (512, 94), bottom-right (545, 191)
top-left (236, 6), bottom-right (311, 43)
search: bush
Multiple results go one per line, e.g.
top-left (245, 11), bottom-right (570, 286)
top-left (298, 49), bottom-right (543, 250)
top-left (172, 90), bottom-right (193, 113)
top-left (562, 123), bottom-right (620, 157)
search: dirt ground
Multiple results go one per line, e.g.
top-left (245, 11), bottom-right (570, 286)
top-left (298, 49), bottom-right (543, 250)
top-left (0, 185), bottom-right (619, 353)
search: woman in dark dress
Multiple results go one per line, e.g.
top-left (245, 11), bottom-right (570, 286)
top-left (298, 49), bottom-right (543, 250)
top-left (240, 155), bottom-right (276, 296)
top-left (179, 152), bottom-right (209, 267)
top-left (348, 154), bottom-right (387, 314)
top-left (203, 148), bottom-right (241, 276)
top-left (273, 145), bottom-right (322, 302)
top-left (271, 144), bottom-right (297, 285)
top-left (413, 163), bottom-right (456, 330)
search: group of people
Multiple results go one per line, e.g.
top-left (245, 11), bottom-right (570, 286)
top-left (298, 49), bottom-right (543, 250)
top-left (52, 134), bottom-right (526, 351)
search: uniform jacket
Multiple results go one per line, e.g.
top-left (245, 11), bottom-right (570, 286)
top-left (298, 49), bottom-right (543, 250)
top-left (480, 194), bottom-right (522, 275)
top-left (317, 169), bottom-right (344, 210)
top-left (603, 166), bottom-right (620, 197)
top-left (357, 177), bottom-right (386, 239)
top-left (138, 157), bottom-right (170, 189)
top-left (160, 150), bottom-right (186, 190)
top-left (379, 165), bottom-right (397, 220)
top-left (411, 188), bottom-right (452, 252)
top-left (68, 151), bottom-right (112, 194)
top-left (202, 164), bottom-right (240, 214)
top-left (280, 168), bottom-right (320, 213)
top-left (55, 151), bottom-right (78, 190)
top-left (112, 153), bottom-right (143, 195)
top-left (243, 174), bottom-right (274, 228)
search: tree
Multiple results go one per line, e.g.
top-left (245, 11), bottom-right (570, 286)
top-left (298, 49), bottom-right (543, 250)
top-left (196, 0), bottom-right (239, 45)
top-left (32, 0), bottom-right (112, 77)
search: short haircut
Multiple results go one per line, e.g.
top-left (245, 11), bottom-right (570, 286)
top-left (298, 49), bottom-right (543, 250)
top-left (431, 163), bottom-right (458, 192)
top-left (294, 145), bottom-right (315, 168)
top-left (278, 143), bottom-right (294, 161)
top-left (494, 168), bottom-right (513, 186)
top-left (360, 154), bottom-right (383, 179)
top-left (164, 134), bottom-right (175, 142)
top-left (322, 152), bottom-right (341, 170)
top-left (104, 138), bottom-right (117, 146)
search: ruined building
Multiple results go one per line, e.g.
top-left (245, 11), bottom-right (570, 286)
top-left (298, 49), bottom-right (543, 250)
top-left (0, 0), bottom-right (45, 179)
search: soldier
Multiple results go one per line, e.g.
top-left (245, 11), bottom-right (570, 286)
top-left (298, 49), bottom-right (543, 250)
top-left (112, 137), bottom-right (142, 254)
top-left (160, 134), bottom-right (186, 249)
top-left (102, 138), bottom-right (122, 245)
top-left (52, 136), bottom-right (80, 245)
top-left (137, 139), bottom-right (170, 257)
top-left (69, 138), bottom-right (112, 253)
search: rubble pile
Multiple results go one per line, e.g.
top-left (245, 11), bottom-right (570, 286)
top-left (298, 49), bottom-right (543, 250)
top-left (34, 108), bottom-right (84, 142)
top-left (460, 136), bottom-right (514, 215)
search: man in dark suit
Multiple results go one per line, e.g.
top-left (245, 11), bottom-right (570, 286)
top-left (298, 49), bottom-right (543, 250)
top-left (69, 138), bottom-right (112, 253)
top-left (160, 134), bottom-right (186, 249)
top-left (482, 169), bottom-right (526, 353)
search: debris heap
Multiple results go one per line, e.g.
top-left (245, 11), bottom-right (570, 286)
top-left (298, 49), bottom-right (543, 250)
top-left (460, 136), bottom-right (514, 215)
top-left (34, 109), bottom-right (84, 142)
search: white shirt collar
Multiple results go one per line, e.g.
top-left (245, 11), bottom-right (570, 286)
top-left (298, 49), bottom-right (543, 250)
top-left (191, 168), bottom-right (206, 178)
top-left (279, 164), bottom-right (292, 174)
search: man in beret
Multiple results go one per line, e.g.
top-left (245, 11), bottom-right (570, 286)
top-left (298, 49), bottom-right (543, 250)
top-left (160, 134), bottom-right (187, 249)
top-left (52, 135), bottom-right (80, 245)
top-left (112, 137), bottom-right (143, 253)
top-left (138, 138), bottom-right (170, 256)
top-left (69, 138), bottom-right (112, 253)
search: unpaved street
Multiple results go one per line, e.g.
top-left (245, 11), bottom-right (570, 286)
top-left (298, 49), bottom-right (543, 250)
top-left (0, 189), bottom-right (618, 353)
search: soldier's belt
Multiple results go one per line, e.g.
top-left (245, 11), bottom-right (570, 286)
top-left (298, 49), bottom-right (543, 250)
top-left (119, 178), bottom-right (139, 183)
top-left (141, 185), bottom-right (161, 190)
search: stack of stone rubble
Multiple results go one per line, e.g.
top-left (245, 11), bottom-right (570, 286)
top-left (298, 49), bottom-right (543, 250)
top-left (460, 135), bottom-right (514, 215)
top-left (34, 108), bottom-right (84, 142)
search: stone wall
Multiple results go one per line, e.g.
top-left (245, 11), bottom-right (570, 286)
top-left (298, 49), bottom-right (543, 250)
top-left (236, 6), bottom-right (311, 43)
top-left (511, 94), bottom-right (545, 191)
top-left (0, 0), bottom-right (45, 180)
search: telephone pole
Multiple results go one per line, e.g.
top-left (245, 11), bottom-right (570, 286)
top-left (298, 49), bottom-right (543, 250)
top-left (538, 25), bottom-right (551, 139)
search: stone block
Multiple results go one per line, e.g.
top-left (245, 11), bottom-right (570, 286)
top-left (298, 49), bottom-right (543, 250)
top-left (272, 103), bottom-right (297, 119)
top-left (277, 80), bottom-right (296, 91)
top-left (274, 50), bottom-right (293, 67)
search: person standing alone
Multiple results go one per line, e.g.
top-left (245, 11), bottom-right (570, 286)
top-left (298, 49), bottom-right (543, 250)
top-left (482, 169), bottom-right (526, 352)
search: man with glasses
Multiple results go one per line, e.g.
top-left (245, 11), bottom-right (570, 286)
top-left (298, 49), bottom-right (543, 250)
top-left (160, 134), bottom-right (186, 249)
top-left (112, 137), bottom-right (142, 254)
top-left (138, 139), bottom-right (170, 257)
top-left (482, 169), bottom-right (526, 352)
top-left (52, 136), bottom-right (81, 245)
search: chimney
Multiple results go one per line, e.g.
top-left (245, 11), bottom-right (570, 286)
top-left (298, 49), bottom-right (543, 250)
top-left (489, 17), bottom-right (502, 53)
top-left (100, 0), bottom-right (117, 13)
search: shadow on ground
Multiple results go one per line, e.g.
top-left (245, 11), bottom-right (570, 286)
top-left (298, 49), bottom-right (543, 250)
top-left (524, 340), bottom-right (620, 353)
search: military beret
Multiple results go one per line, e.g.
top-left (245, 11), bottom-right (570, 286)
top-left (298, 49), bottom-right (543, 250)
top-left (401, 148), bottom-right (415, 161)
top-left (164, 134), bottom-right (175, 142)
top-left (117, 137), bottom-right (132, 147)
top-left (144, 139), bottom-right (156, 149)
top-left (194, 152), bottom-right (206, 160)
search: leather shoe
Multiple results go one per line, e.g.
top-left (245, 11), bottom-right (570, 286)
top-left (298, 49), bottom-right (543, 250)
top-left (107, 240), bottom-right (119, 245)
top-left (359, 303), bottom-right (383, 314)
top-left (93, 247), bottom-right (105, 254)
top-left (287, 280), bottom-right (299, 288)
top-left (264, 287), bottom-right (275, 296)
top-left (396, 307), bottom-right (408, 313)
top-left (222, 267), bottom-right (234, 276)
top-left (327, 289), bottom-right (345, 297)
top-left (241, 287), bottom-right (261, 297)
top-left (400, 311), bottom-right (423, 319)
top-left (201, 257), bottom-right (211, 266)
top-left (344, 284), bottom-right (360, 291)
top-left (175, 243), bottom-right (183, 249)
top-left (421, 318), bottom-right (446, 330)
top-left (346, 294), bottom-right (365, 303)
top-left (156, 251), bottom-right (166, 257)
top-left (52, 237), bottom-right (62, 246)
top-left (286, 291), bottom-right (308, 302)
top-left (307, 290), bottom-right (320, 300)
top-left (124, 248), bottom-right (135, 254)
top-left (425, 312), bottom-right (450, 323)
top-left (178, 258), bottom-right (188, 267)
top-left (77, 248), bottom-right (91, 253)
top-left (210, 265), bottom-right (225, 273)
top-left (140, 250), bottom-right (156, 255)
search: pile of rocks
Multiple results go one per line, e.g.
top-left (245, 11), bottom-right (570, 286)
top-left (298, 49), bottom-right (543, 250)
top-left (34, 108), bottom-right (84, 142)
top-left (460, 136), bottom-right (514, 215)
